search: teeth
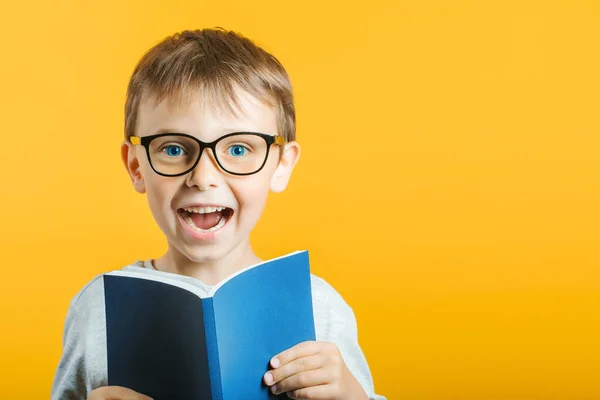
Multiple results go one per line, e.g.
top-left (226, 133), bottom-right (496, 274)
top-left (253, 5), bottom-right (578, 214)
top-left (182, 210), bottom-right (228, 233)
top-left (182, 206), bottom-right (226, 214)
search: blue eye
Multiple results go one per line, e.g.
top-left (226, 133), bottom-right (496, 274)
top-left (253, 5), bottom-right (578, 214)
top-left (164, 145), bottom-right (185, 157)
top-left (228, 145), bottom-right (247, 157)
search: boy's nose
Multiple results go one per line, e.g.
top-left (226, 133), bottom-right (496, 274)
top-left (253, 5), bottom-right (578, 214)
top-left (185, 148), bottom-right (224, 190)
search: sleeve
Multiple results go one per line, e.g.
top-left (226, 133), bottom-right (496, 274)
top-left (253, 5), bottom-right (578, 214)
top-left (51, 300), bottom-right (88, 400)
top-left (335, 306), bottom-right (387, 400)
top-left (311, 276), bottom-right (386, 400)
top-left (51, 276), bottom-right (108, 400)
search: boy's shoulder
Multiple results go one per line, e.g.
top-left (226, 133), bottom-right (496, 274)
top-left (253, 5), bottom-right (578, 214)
top-left (309, 274), bottom-right (351, 309)
top-left (66, 261), bottom-right (146, 312)
top-left (68, 273), bottom-right (104, 310)
top-left (309, 273), bottom-right (357, 331)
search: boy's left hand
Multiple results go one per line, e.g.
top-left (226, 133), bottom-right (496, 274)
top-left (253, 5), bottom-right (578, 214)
top-left (263, 341), bottom-right (368, 400)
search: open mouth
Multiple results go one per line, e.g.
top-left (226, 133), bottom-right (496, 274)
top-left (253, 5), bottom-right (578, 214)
top-left (177, 206), bottom-right (234, 233)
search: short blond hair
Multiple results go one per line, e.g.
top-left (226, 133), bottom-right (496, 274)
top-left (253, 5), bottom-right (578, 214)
top-left (124, 28), bottom-right (296, 141)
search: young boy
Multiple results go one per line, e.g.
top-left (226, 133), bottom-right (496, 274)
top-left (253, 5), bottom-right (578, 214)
top-left (51, 28), bottom-right (385, 400)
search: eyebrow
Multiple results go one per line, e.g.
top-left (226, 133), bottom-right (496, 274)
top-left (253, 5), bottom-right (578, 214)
top-left (150, 128), bottom-right (188, 135)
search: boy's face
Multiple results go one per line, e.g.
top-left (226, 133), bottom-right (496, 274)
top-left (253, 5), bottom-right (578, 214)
top-left (121, 88), bottom-right (299, 264)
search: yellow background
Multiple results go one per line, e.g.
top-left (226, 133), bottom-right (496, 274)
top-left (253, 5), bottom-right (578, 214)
top-left (1, 1), bottom-right (599, 399)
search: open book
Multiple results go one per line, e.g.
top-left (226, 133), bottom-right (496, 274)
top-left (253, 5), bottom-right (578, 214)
top-left (103, 250), bottom-right (315, 400)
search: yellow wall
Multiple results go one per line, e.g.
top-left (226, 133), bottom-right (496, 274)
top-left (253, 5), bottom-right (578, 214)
top-left (1, 1), bottom-right (599, 398)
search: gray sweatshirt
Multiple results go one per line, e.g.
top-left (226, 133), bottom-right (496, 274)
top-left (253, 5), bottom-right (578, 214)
top-left (51, 260), bottom-right (386, 399)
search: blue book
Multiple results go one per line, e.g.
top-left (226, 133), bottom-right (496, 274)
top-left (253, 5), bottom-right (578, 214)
top-left (103, 250), bottom-right (315, 400)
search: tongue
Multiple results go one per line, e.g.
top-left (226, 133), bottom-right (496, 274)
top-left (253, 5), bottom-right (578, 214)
top-left (189, 211), bottom-right (223, 230)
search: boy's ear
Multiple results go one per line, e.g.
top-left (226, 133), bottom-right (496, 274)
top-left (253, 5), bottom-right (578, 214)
top-left (270, 141), bottom-right (301, 193)
top-left (121, 140), bottom-right (146, 194)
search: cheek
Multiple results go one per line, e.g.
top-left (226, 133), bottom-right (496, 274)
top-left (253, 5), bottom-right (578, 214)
top-left (233, 175), bottom-right (272, 216)
top-left (144, 175), bottom-right (179, 218)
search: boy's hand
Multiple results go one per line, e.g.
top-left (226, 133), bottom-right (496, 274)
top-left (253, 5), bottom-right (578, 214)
top-left (87, 386), bottom-right (153, 400)
top-left (263, 341), bottom-right (369, 400)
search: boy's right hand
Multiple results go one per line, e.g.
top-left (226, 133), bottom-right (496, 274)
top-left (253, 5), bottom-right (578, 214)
top-left (87, 386), bottom-right (153, 400)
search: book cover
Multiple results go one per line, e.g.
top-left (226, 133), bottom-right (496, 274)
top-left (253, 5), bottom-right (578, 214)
top-left (103, 250), bottom-right (316, 400)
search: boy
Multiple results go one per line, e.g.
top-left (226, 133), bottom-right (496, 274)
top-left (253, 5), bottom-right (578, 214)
top-left (52, 28), bottom-right (385, 400)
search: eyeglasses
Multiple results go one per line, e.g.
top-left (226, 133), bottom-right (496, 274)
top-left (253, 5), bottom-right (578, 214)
top-left (128, 132), bottom-right (286, 177)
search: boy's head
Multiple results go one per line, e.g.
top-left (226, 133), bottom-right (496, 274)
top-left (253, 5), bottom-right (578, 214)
top-left (121, 28), bottom-right (300, 265)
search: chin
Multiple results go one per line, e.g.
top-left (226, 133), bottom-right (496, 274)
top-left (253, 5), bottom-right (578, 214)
top-left (176, 239), bottom-right (244, 264)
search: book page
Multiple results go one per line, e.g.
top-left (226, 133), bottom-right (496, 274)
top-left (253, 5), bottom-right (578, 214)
top-left (106, 270), bottom-right (210, 299)
top-left (208, 250), bottom-right (305, 296)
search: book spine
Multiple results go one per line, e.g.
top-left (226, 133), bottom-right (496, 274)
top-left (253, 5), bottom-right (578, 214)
top-left (202, 297), bottom-right (223, 400)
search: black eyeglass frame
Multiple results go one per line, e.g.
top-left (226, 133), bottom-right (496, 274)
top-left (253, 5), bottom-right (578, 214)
top-left (128, 132), bottom-right (286, 177)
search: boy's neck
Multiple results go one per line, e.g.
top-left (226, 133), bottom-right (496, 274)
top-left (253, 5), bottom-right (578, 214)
top-left (153, 239), bottom-right (262, 286)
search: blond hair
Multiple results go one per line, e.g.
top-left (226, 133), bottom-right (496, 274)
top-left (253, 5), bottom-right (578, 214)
top-left (124, 28), bottom-right (295, 141)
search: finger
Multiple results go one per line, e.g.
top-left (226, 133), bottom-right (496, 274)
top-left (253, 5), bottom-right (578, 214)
top-left (88, 386), bottom-right (153, 400)
top-left (270, 369), bottom-right (331, 396)
top-left (286, 384), bottom-right (332, 399)
top-left (270, 341), bottom-right (323, 369)
top-left (264, 354), bottom-right (324, 386)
